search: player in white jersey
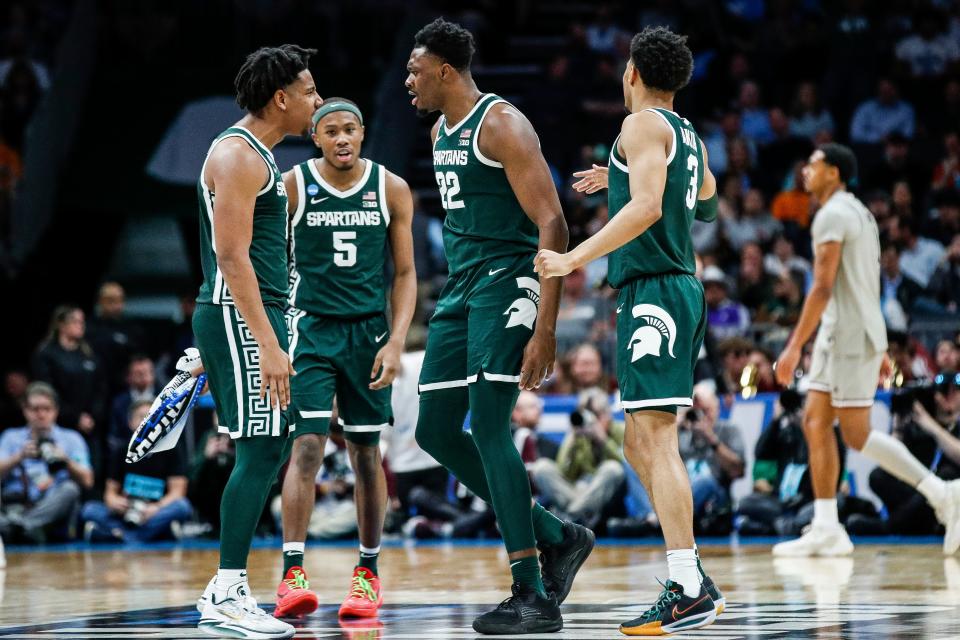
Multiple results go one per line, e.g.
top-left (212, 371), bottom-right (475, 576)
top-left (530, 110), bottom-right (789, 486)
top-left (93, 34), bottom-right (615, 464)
top-left (773, 144), bottom-right (960, 557)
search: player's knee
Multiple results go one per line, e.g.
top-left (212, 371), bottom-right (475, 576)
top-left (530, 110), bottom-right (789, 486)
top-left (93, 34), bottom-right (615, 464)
top-left (349, 443), bottom-right (382, 474)
top-left (292, 435), bottom-right (324, 477)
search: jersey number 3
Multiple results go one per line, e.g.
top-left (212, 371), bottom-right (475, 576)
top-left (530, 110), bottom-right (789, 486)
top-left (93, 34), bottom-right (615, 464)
top-left (685, 155), bottom-right (699, 210)
top-left (436, 171), bottom-right (465, 210)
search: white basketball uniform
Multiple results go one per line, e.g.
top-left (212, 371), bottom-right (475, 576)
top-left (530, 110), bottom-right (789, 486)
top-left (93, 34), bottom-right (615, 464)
top-left (807, 190), bottom-right (888, 408)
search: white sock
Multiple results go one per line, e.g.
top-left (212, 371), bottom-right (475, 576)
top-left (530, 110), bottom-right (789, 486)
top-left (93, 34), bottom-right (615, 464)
top-left (812, 499), bottom-right (839, 528)
top-left (917, 474), bottom-right (947, 510)
top-left (861, 431), bottom-right (930, 487)
top-left (215, 568), bottom-right (247, 590)
top-left (359, 544), bottom-right (381, 555)
top-left (283, 541), bottom-right (305, 554)
top-left (666, 549), bottom-right (701, 597)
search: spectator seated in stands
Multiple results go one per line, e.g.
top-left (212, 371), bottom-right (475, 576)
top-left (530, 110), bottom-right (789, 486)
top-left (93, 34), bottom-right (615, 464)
top-left (530, 388), bottom-right (624, 529)
top-left (622, 384), bottom-right (745, 535)
top-left (81, 399), bottom-right (191, 543)
top-left (512, 390), bottom-right (559, 463)
top-left (880, 242), bottom-right (925, 330)
top-left (758, 269), bottom-right (803, 327)
top-left (925, 188), bottom-right (960, 247)
top-left (31, 306), bottom-right (107, 442)
top-left (87, 282), bottom-right (144, 397)
top-left (764, 233), bottom-right (811, 284)
top-left (737, 389), bottom-right (844, 536)
top-left (108, 355), bottom-right (160, 452)
top-left (566, 343), bottom-right (613, 393)
top-left (555, 267), bottom-right (614, 355)
top-left (892, 214), bottom-right (945, 289)
top-left (716, 337), bottom-right (755, 397)
top-left (849, 373), bottom-right (960, 535)
top-left (770, 162), bottom-right (813, 234)
top-left (722, 189), bottom-right (782, 253)
top-left (928, 234), bottom-right (960, 314)
top-left (736, 241), bottom-right (777, 315)
top-left (849, 77), bottom-right (916, 145)
top-left (935, 340), bottom-right (960, 374)
top-left (789, 81), bottom-right (835, 141)
top-left (0, 383), bottom-right (93, 543)
top-left (702, 265), bottom-right (750, 341)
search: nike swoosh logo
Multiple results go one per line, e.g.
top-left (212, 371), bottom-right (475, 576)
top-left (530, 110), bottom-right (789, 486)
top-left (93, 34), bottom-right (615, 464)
top-left (489, 267), bottom-right (507, 276)
top-left (672, 595), bottom-right (709, 618)
top-left (616, 305), bottom-right (623, 314)
top-left (375, 332), bottom-right (389, 343)
top-left (311, 196), bottom-right (329, 204)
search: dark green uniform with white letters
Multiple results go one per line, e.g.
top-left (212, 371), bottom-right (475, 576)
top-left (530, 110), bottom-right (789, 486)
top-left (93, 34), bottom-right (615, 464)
top-left (193, 126), bottom-right (291, 438)
top-left (287, 158), bottom-right (392, 439)
top-left (608, 108), bottom-right (708, 412)
top-left (420, 94), bottom-right (541, 391)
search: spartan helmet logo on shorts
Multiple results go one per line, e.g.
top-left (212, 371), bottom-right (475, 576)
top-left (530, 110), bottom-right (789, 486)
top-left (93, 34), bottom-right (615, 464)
top-left (504, 277), bottom-right (541, 329)
top-left (628, 304), bottom-right (677, 362)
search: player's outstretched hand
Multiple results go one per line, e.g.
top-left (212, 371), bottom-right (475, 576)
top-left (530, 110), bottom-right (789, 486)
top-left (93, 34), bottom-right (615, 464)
top-left (773, 345), bottom-right (800, 388)
top-left (519, 332), bottom-right (556, 391)
top-left (534, 249), bottom-right (575, 278)
top-left (370, 340), bottom-right (401, 390)
top-left (260, 341), bottom-right (295, 410)
top-left (572, 164), bottom-right (609, 193)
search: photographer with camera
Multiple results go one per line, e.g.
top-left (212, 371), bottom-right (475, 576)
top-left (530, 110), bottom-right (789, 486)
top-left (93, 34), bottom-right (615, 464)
top-left (0, 382), bottom-right (93, 543)
top-left (738, 389), bottom-right (846, 535)
top-left (855, 372), bottom-right (960, 535)
top-left (530, 387), bottom-right (625, 528)
top-left (80, 399), bottom-right (190, 542)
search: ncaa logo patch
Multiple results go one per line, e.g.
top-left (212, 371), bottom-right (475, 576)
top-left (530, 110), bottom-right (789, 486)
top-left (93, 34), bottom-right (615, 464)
top-left (307, 183), bottom-right (320, 196)
top-left (628, 304), bottom-right (677, 362)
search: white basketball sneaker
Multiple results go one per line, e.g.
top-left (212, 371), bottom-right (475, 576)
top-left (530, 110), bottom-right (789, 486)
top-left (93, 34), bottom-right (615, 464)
top-left (198, 578), bottom-right (294, 639)
top-left (772, 524), bottom-right (854, 557)
top-left (935, 479), bottom-right (960, 555)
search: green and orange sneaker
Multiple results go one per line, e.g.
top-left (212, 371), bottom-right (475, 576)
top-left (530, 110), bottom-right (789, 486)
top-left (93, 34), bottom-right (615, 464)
top-left (274, 566), bottom-right (319, 618)
top-left (339, 567), bottom-right (383, 618)
top-left (619, 579), bottom-right (716, 636)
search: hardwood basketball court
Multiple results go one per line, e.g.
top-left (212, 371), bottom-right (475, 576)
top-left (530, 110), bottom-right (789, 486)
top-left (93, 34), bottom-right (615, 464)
top-left (1, 539), bottom-right (958, 638)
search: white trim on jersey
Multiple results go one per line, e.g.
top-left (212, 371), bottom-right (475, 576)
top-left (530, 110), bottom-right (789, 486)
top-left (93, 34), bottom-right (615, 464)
top-left (643, 108), bottom-right (677, 165)
top-left (418, 379), bottom-right (469, 392)
top-left (222, 305), bottom-right (245, 436)
top-left (473, 99), bottom-right (508, 168)
top-left (442, 93), bottom-right (493, 136)
top-left (288, 165), bottom-right (307, 307)
top-left (287, 308), bottom-right (307, 360)
top-left (621, 397), bottom-right (693, 409)
top-left (338, 417), bottom-right (390, 433)
top-left (306, 157), bottom-right (372, 199)
top-left (378, 164), bottom-right (391, 227)
top-left (609, 134), bottom-right (629, 173)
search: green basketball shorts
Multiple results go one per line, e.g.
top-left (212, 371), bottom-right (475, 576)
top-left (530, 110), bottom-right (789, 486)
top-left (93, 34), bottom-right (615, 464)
top-left (615, 273), bottom-right (706, 412)
top-left (287, 310), bottom-right (392, 441)
top-left (193, 302), bottom-right (291, 439)
top-left (419, 252), bottom-right (539, 392)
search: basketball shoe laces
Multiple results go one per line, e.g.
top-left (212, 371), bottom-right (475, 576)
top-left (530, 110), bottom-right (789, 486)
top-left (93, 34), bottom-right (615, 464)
top-left (638, 580), bottom-right (682, 623)
top-left (283, 569), bottom-right (310, 591)
top-left (349, 572), bottom-right (377, 601)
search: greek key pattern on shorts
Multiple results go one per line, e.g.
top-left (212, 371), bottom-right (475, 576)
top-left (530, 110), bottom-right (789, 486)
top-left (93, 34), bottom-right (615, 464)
top-left (233, 308), bottom-right (272, 437)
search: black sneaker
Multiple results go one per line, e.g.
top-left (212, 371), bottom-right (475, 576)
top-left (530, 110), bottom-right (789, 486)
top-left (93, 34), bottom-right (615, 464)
top-left (695, 553), bottom-right (725, 615)
top-left (472, 583), bottom-right (563, 635)
top-left (538, 521), bottom-right (595, 604)
top-left (619, 580), bottom-right (716, 636)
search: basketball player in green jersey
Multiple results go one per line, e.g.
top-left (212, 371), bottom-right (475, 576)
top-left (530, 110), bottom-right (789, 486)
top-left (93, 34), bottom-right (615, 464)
top-left (192, 46), bottom-right (321, 640)
top-left (273, 98), bottom-right (416, 619)
top-left (536, 28), bottom-right (724, 635)
top-left (406, 18), bottom-right (594, 635)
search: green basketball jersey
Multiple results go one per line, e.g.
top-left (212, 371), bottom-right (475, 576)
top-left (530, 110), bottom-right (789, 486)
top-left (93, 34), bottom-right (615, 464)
top-left (432, 93), bottom-right (538, 275)
top-left (288, 158), bottom-right (389, 317)
top-left (607, 108), bottom-right (704, 288)
top-left (197, 126), bottom-right (289, 307)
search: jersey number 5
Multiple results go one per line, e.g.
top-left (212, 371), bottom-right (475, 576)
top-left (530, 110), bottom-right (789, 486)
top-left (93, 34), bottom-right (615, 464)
top-left (685, 155), bottom-right (699, 210)
top-left (333, 231), bottom-right (357, 267)
top-left (436, 171), bottom-right (465, 210)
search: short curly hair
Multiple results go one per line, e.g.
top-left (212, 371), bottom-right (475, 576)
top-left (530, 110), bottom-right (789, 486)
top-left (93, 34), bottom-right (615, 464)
top-left (414, 18), bottom-right (475, 71)
top-left (629, 27), bottom-right (693, 94)
top-left (235, 44), bottom-right (317, 113)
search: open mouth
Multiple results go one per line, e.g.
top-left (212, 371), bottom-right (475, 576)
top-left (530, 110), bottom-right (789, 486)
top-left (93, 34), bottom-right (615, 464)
top-left (408, 90), bottom-right (418, 107)
top-left (335, 148), bottom-right (353, 162)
